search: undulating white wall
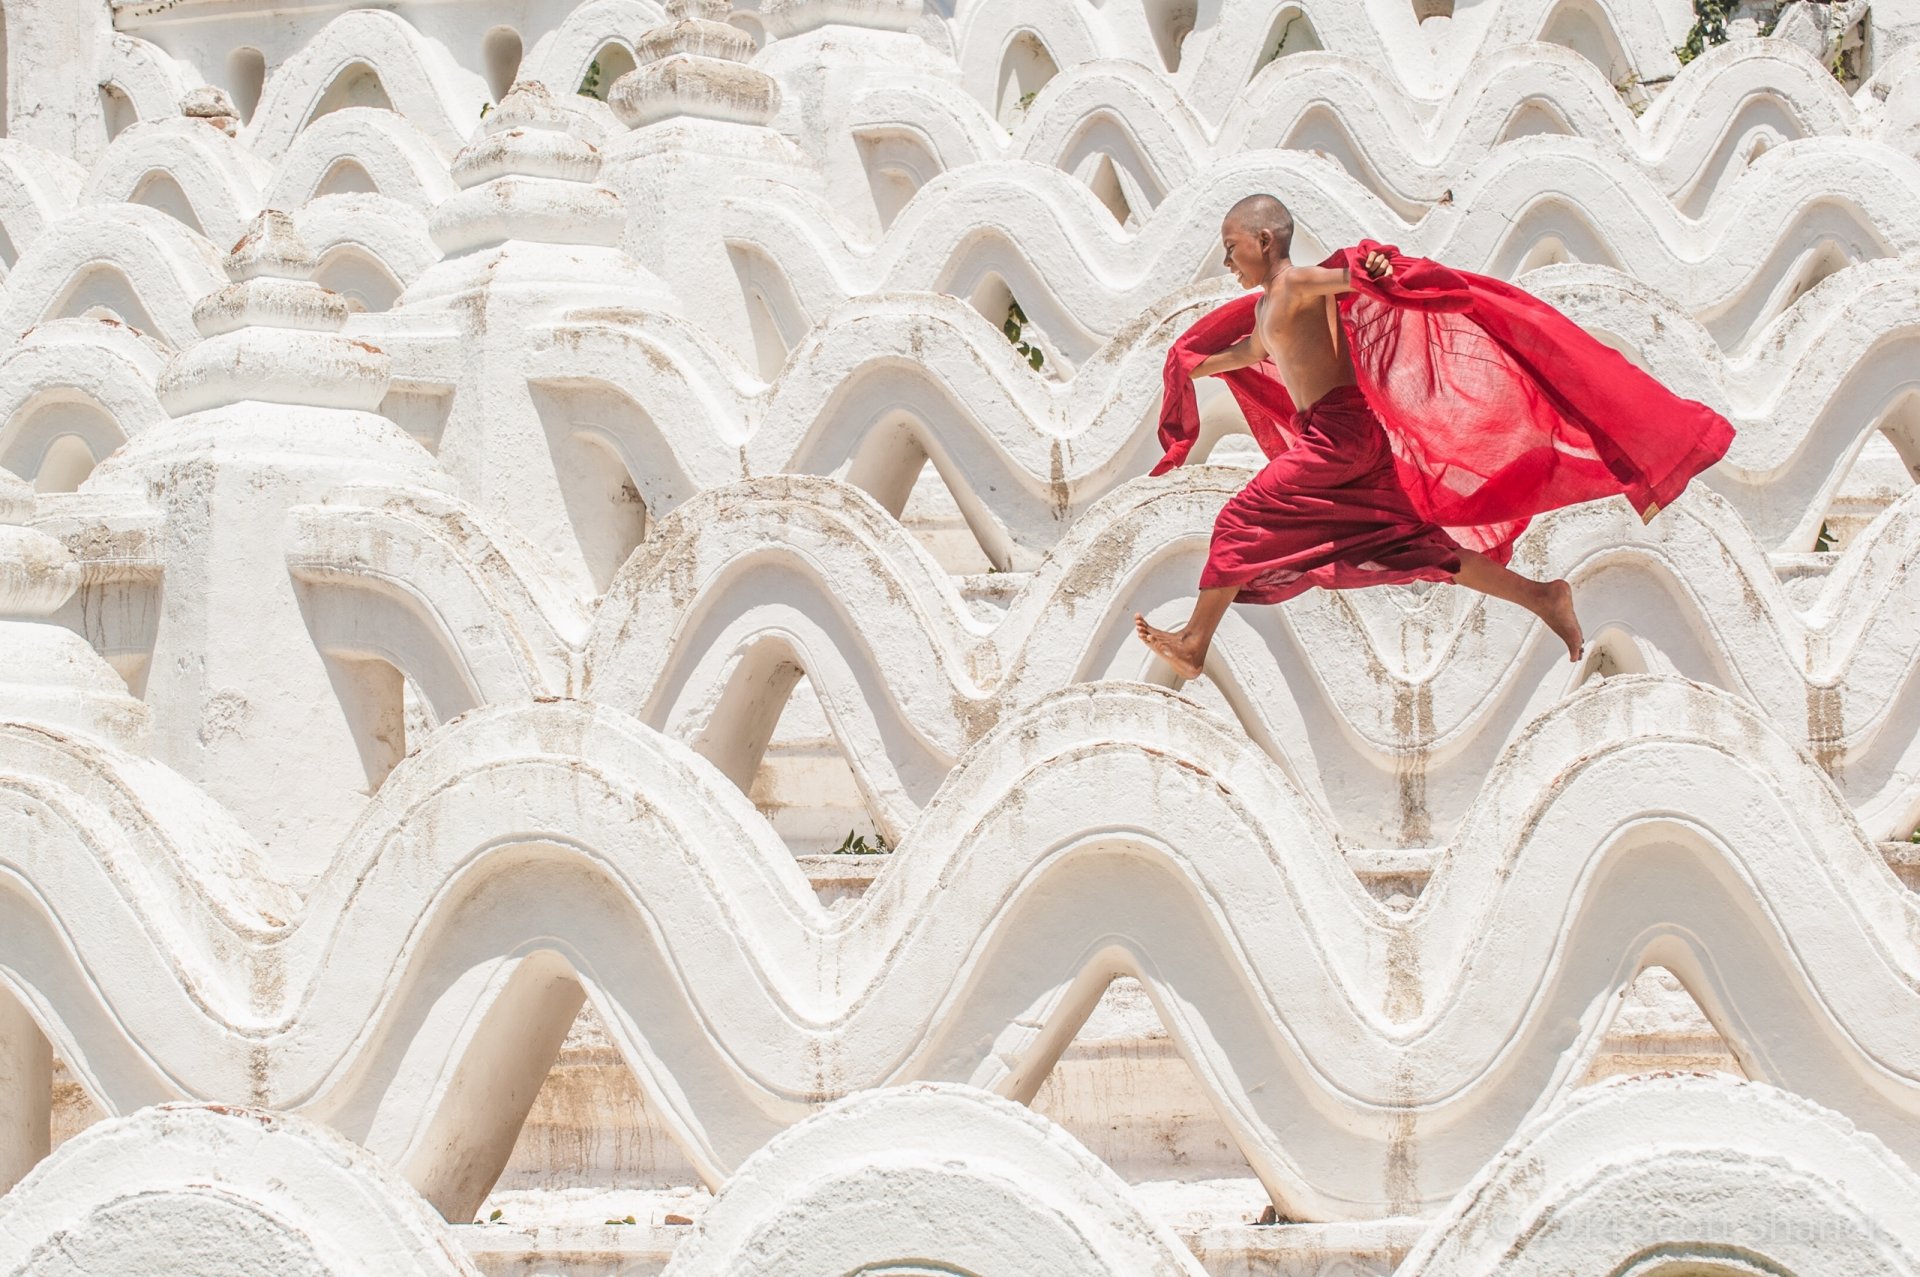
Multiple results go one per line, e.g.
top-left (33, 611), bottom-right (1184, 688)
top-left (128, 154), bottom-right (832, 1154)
top-left (1, 0), bottom-right (1918, 1271)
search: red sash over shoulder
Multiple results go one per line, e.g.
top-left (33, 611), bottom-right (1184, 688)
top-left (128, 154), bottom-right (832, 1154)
top-left (1153, 241), bottom-right (1736, 557)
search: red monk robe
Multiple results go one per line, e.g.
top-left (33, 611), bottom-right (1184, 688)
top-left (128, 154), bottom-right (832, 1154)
top-left (1153, 240), bottom-right (1736, 606)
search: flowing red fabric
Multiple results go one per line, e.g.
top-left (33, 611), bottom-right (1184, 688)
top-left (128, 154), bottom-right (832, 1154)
top-left (1154, 241), bottom-right (1737, 580)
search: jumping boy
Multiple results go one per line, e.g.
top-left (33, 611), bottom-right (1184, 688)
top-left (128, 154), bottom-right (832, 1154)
top-left (1134, 193), bottom-right (1734, 680)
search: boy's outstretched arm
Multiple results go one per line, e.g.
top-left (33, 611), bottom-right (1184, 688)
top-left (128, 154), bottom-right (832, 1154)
top-left (1191, 335), bottom-right (1264, 379)
top-left (1292, 251), bottom-right (1397, 298)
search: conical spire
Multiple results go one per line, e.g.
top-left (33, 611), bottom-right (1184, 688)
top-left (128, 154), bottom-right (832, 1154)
top-left (157, 210), bottom-right (388, 417)
top-left (0, 471), bottom-right (148, 745)
top-left (609, 0), bottom-right (781, 128)
top-left (431, 80), bottom-right (626, 256)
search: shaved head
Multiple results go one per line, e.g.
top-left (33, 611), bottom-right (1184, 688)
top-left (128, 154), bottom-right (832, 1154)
top-left (1223, 193), bottom-right (1293, 255)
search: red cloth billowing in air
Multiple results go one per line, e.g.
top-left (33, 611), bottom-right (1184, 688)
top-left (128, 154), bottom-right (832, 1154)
top-left (1154, 241), bottom-right (1737, 593)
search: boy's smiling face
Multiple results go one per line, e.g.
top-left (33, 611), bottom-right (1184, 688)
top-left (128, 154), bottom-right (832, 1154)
top-left (1220, 217), bottom-right (1270, 288)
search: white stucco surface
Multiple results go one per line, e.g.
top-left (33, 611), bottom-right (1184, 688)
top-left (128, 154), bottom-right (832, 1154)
top-left (0, 0), bottom-right (1917, 1271)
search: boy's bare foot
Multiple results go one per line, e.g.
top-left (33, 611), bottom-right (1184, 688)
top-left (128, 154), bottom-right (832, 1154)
top-left (1540, 578), bottom-right (1584, 662)
top-left (1133, 613), bottom-right (1207, 680)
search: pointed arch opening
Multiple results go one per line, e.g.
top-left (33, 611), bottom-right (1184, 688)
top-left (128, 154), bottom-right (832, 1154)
top-left (900, 455), bottom-right (999, 575)
top-left (1581, 966), bottom-right (1746, 1084)
top-left (1083, 152), bottom-right (1137, 227)
top-left (314, 245), bottom-right (403, 314)
top-left (1253, 6), bottom-right (1322, 79)
top-left (1029, 974), bottom-right (1269, 1205)
top-left (690, 636), bottom-right (885, 858)
top-left (1494, 200), bottom-right (1619, 277)
top-left (745, 294), bottom-right (787, 381)
top-left (751, 669), bottom-right (883, 857)
top-left (1539, 0), bottom-right (1635, 86)
top-left (579, 40), bottom-right (636, 101)
top-left (996, 31), bottom-right (1060, 128)
top-left (845, 414), bottom-right (1017, 574)
top-left (51, 266), bottom-right (164, 339)
top-left (99, 83), bottom-right (137, 143)
top-left (1780, 238), bottom-right (1852, 310)
top-left (526, 382), bottom-right (657, 593)
top-left (1283, 104), bottom-right (1412, 217)
top-left (321, 652), bottom-right (410, 793)
top-left (1499, 99), bottom-right (1573, 142)
top-left (1872, 390), bottom-right (1920, 486)
top-left (482, 1000), bottom-right (705, 1212)
top-left (312, 61), bottom-right (396, 122)
top-left (399, 950), bottom-right (592, 1221)
top-left (856, 130), bottom-right (940, 232)
top-left (726, 243), bottom-right (810, 382)
top-left (990, 937), bottom-right (1293, 1218)
top-left (1817, 420), bottom-right (1919, 553)
top-left (550, 428), bottom-right (650, 595)
top-left (228, 47), bottom-right (267, 123)
top-left (1516, 235), bottom-right (1573, 272)
top-left (32, 434), bottom-right (98, 494)
top-left (483, 26), bottom-right (523, 102)
top-left (129, 170), bottom-right (205, 236)
top-left (315, 157), bottom-right (379, 196)
top-left (966, 270), bottom-right (1067, 379)
top-left (1143, 0), bottom-right (1198, 73)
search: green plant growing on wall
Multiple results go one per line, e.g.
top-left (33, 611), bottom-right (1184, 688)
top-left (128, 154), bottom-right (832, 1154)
top-left (1675, 0), bottom-right (1735, 65)
top-left (1003, 299), bottom-right (1046, 371)
top-left (578, 58), bottom-right (603, 100)
top-left (1269, 14), bottom-right (1305, 63)
top-left (1830, 42), bottom-right (1858, 84)
top-left (833, 829), bottom-right (891, 855)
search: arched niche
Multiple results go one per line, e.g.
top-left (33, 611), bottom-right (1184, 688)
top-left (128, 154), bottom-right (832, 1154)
top-left (128, 170), bottom-right (205, 236)
top-left (314, 244), bottom-right (402, 314)
top-left (228, 47), bottom-right (266, 123)
top-left (311, 61), bottom-right (396, 121)
top-left (996, 31), bottom-right (1059, 128)
top-left (483, 26), bottom-right (523, 102)
top-left (580, 40), bottom-right (636, 100)
top-left (99, 83), bottom-right (137, 143)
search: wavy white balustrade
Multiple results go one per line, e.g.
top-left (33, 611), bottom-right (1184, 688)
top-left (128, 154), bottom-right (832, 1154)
top-left (2, 677), bottom-right (1920, 1221)
top-left (8, 250), bottom-right (1913, 561)
top-left (710, 140), bottom-right (1920, 361)
top-left (268, 454), bottom-right (1920, 845)
top-left (860, 40), bottom-right (1883, 222)
top-left (509, 259), bottom-right (1920, 553)
top-left (0, 0), bottom-right (1916, 1266)
top-left (947, 0), bottom-right (1688, 117)
top-left (0, 36), bottom-right (1905, 356)
top-left (7, 264), bottom-right (1912, 613)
